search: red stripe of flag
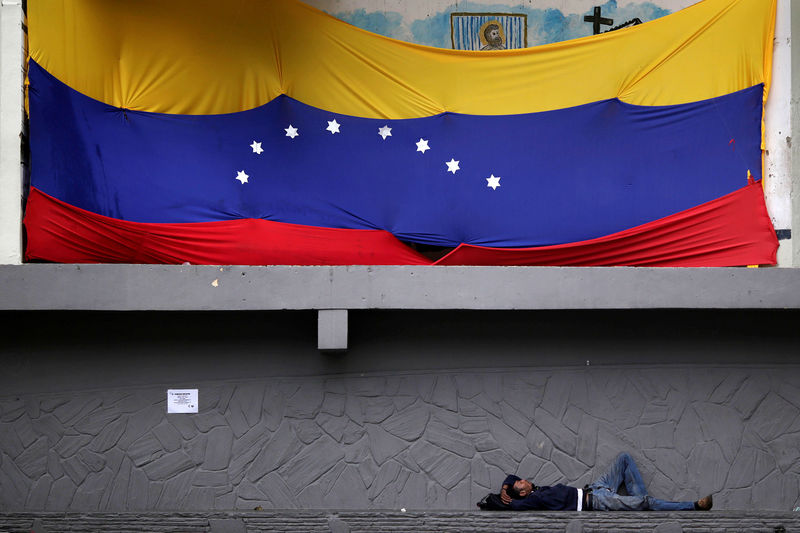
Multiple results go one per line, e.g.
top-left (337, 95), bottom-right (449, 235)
top-left (24, 183), bottom-right (777, 267)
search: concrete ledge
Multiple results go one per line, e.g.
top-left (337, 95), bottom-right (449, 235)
top-left (2, 264), bottom-right (800, 310)
top-left (1, 511), bottom-right (798, 533)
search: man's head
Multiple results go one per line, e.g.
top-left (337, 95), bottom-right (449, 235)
top-left (483, 23), bottom-right (502, 46)
top-left (509, 479), bottom-right (535, 499)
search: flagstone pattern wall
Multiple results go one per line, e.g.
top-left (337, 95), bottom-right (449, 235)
top-left (2, 366), bottom-right (798, 512)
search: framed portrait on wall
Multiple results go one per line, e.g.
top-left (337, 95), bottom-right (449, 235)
top-left (450, 13), bottom-right (528, 50)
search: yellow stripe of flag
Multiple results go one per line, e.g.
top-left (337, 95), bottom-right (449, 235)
top-left (28, 0), bottom-right (775, 118)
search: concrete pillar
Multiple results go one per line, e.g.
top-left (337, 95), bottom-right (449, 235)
top-left (318, 309), bottom-right (348, 351)
top-left (793, 0), bottom-right (800, 266)
top-left (0, 0), bottom-right (23, 264)
top-left (766, 0), bottom-right (793, 266)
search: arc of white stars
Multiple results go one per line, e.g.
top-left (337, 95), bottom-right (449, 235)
top-left (285, 125), bottom-right (299, 139)
top-left (486, 174), bottom-right (501, 190)
top-left (445, 158), bottom-right (460, 174)
top-left (326, 119), bottom-right (341, 134)
top-left (378, 125), bottom-right (392, 140)
top-left (250, 141), bottom-right (263, 155)
top-left (235, 170), bottom-right (249, 184)
top-left (416, 138), bottom-right (430, 154)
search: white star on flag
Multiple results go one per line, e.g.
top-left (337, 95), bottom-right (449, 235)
top-left (445, 158), bottom-right (460, 174)
top-left (235, 170), bottom-right (249, 184)
top-left (416, 138), bottom-right (430, 154)
top-left (326, 119), bottom-right (341, 134)
top-left (285, 125), bottom-right (299, 139)
top-left (250, 141), bottom-right (263, 154)
top-left (486, 174), bottom-right (501, 190)
top-left (378, 125), bottom-right (392, 140)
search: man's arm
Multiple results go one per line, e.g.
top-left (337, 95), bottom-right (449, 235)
top-left (509, 484), bottom-right (575, 511)
top-left (509, 493), bottom-right (545, 511)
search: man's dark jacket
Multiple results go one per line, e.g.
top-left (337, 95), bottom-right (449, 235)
top-left (502, 474), bottom-right (579, 511)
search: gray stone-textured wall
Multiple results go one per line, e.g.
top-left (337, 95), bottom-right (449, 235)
top-left (0, 310), bottom-right (798, 513)
top-left (1, 365), bottom-right (798, 512)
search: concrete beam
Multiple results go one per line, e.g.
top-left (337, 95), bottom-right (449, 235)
top-left (1, 264), bottom-right (800, 310)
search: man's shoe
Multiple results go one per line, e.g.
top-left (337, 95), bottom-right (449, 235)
top-left (694, 494), bottom-right (713, 510)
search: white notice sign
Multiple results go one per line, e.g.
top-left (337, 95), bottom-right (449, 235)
top-left (167, 389), bottom-right (198, 413)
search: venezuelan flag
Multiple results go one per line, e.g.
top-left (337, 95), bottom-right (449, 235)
top-left (24, 0), bottom-right (778, 266)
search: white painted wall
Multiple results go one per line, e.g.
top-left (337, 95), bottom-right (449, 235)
top-left (0, 0), bottom-right (23, 264)
top-left (766, 0), bottom-right (793, 265)
top-left (307, 0), bottom-right (698, 19)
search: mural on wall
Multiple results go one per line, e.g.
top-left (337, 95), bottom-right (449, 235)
top-left (310, 1), bottom-right (672, 48)
top-left (450, 13), bottom-right (527, 50)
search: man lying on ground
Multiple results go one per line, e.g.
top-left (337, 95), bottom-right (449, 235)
top-left (477, 452), bottom-right (713, 512)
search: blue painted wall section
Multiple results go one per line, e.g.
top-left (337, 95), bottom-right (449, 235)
top-left (331, 1), bottom-right (671, 48)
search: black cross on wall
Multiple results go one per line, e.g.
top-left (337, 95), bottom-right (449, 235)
top-left (584, 6), bottom-right (614, 35)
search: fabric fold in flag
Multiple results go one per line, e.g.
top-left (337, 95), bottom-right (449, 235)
top-left (28, 0), bottom-right (776, 116)
top-left (436, 182), bottom-right (778, 267)
top-left (24, 0), bottom-right (778, 266)
top-left (23, 188), bottom-right (431, 266)
top-left (24, 183), bottom-right (777, 266)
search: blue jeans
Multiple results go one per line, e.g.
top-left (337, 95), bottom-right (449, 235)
top-left (588, 453), bottom-right (695, 511)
